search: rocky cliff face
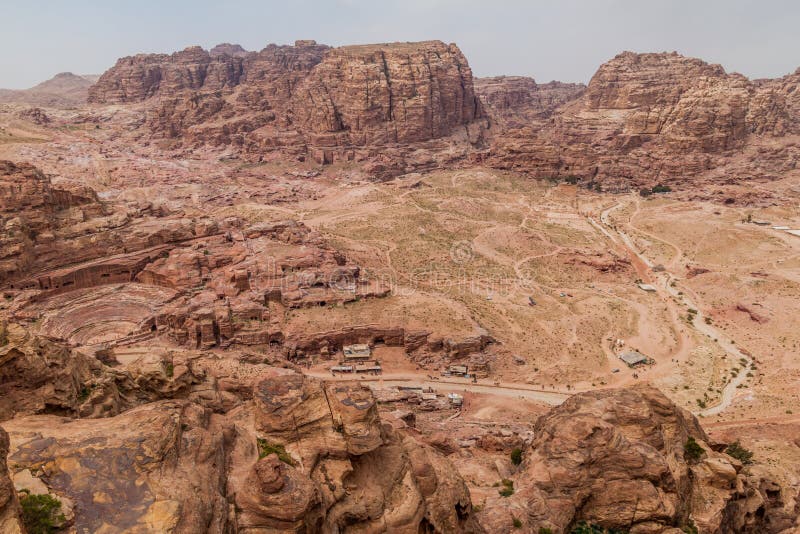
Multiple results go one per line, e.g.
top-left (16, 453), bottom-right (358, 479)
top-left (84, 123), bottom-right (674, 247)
top-left (488, 52), bottom-right (800, 190)
top-left (475, 76), bottom-right (585, 128)
top-left (292, 41), bottom-right (482, 146)
top-left (0, 427), bottom-right (23, 534)
top-left (0, 160), bottom-right (103, 285)
top-left (89, 40), bottom-right (486, 178)
top-left (481, 384), bottom-right (799, 533)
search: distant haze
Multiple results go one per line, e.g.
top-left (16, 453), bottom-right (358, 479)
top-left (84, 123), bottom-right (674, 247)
top-left (1, 0), bottom-right (798, 89)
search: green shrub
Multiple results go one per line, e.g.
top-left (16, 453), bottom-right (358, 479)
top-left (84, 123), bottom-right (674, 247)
top-left (164, 362), bottom-right (174, 378)
top-left (257, 439), bottom-right (295, 466)
top-left (498, 478), bottom-right (514, 497)
top-left (684, 436), bottom-right (705, 462)
top-left (682, 519), bottom-right (699, 534)
top-left (19, 492), bottom-right (65, 534)
top-left (570, 521), bottom-right (628, 533)
top-left (512, 517), bottom-right (523, 528)
top-left (539, 528), bottom-right (554, 534)
top-left (725, 441), bottom-right (754, 464)
top-left (510, 448), bottom-right (523, 466)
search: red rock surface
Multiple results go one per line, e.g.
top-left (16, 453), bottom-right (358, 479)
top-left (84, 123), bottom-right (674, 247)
top-left (0, 426), bottom-right (23, 533)
top-left (487, 52), bottom-right (800, 191)
top-left (480, 385), bottom-right (798, 533)
top-left (475, 76), bottom-right (585, 128)
top-left (89, 40), bottom-right (487, 178)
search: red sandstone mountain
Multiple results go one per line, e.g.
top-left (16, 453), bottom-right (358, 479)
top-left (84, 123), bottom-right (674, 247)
top-left (87, 43), bottom-right (800, 190)
top-left (487, 52), bottom-right (800, 191)
top-left (89, 40), bottom-right (487, 177)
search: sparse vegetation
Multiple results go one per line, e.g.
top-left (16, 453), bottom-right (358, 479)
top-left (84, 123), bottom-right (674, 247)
top-left (513, 517), bottom-right (523, 528)
top-left (639, 184), bottom-right (672, 197)
top-left (684, 436), bottom-right (705, 462)
top-left (498, 478), bottom-right (514, 497)
top-left (510, 447), bottom-right (523, 466)
top-left (682, 519), bottom-right (699, 534)
top-left (19, 491), bottom-right (65, 534)
top-left (164, 362), bottom-right (174, 378)
top-left (257, 438), bottom-right (295, 466)
top-left (570, 521), bottom-right (628, 533)
top-left (725, 441), bottom-right (754, 464)
top-left (539, 528), bottom-right (554, 534)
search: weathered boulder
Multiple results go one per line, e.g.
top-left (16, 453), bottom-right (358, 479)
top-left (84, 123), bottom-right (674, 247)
top-left (495, 384), bottom-right (797, 533)
top-left (247, 371), bottom-right (483, 533)
top-left (3, 400), bottom-right (230, 533)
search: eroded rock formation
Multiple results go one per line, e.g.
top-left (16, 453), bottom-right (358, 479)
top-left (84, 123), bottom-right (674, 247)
top-left (487, 52), bottom-right (800, 191)
top-left (238, 371), bottom-right (483, 533)
top-left (485, 385), bottom-right (799, 533)
top-left (89, 40), bottom-right (487, 178)
top-left (475, 76), bottom-right (585, 129)
top-left (0, 427), bottom-right (23, 533)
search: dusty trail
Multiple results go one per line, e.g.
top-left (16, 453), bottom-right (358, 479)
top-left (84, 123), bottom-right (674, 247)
top-left (307, 370), bottom-right (569, 405)
top-left (594, 198), bottom-right (753, 416)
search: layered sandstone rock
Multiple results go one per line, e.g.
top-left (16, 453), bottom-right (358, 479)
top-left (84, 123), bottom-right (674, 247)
top-left (292, 41), bottom-right (482, 146)
top-left (488, 52), bottom-right (800, 191)
top-left (3, 400), bottom-right (230, 532)
top-left (488, 385), bottom-right (798, 533)
top-left (90, 41), bottom-right (486, 178)
top-left (242, 371), bottom-right (483, 533)
top-left (475, 76), bottom-right (585, 129)
top-left (0, 427), bottom-right (23, 534)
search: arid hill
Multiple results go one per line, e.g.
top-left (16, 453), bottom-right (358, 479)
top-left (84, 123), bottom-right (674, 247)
top-left (0, 72), bottom-right (98, 106)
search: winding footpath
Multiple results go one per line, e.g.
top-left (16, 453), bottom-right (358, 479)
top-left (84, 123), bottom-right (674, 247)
top-left (594, 199), bottom-right (752, 416)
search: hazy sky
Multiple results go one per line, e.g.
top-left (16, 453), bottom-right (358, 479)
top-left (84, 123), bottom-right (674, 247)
top-left (2, 0), bottom-right (799, 89)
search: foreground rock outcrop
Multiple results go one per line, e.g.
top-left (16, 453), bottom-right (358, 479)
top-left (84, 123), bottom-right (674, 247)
top-left (483, 384), bottom-right (799, 533)
top-left (0, 427), bottom-right (23, 533)
top-left (237, 371), bottom-right (483, 533)
top-left (0, 369), bottom-right (483, 533)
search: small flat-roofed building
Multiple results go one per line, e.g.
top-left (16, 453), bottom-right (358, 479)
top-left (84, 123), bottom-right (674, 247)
top-left (619, 350), bottom-right (652, 367)
top-left (355, 364), bottom-right (382, 374)
top-left (331, 365), bottom-right (354, 373)
top-left (343, 344), bottom-right (372, 360)
top-left (447, 364), bottom-right (469, 375)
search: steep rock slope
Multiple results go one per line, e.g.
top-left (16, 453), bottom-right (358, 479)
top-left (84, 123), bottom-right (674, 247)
top-left (89, 40), bottom-right (486, 176)
top-left (484, 385), bottom-right (799, 533)
top-left (475, 76), bottom-right (585, 129)
top-left (0, 427), bottom-right (23, 533)
top-left (488, 52), bottom-right (800, 190)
